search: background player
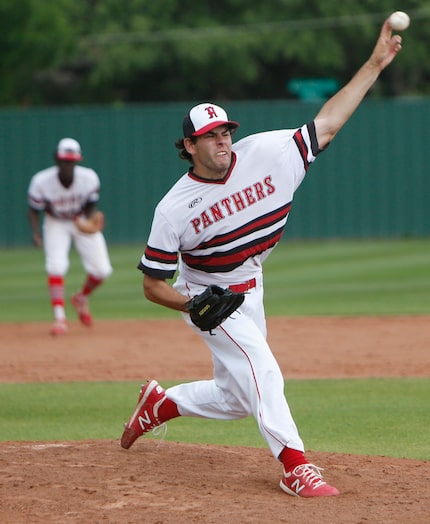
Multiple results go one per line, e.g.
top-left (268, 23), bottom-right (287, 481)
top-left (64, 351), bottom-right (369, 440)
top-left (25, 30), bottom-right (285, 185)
top-left (28, 138), bottom-right (113, 335)
top-left (120, 19), bottom-right (402, 497)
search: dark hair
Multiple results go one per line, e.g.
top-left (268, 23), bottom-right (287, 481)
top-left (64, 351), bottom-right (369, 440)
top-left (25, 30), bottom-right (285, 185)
top-left (174, 136), bottom-right (197, 163)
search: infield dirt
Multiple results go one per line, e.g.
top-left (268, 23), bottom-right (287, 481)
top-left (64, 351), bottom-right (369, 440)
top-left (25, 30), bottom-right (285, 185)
top-left (1, 316), bottom-right (429, 523)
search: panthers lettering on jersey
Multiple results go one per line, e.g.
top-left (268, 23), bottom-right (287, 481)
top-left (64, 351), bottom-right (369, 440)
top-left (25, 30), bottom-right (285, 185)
top-left (28, 165), bottom-right (100, 219)
top-left (139, 123), bottom-right (319, 286)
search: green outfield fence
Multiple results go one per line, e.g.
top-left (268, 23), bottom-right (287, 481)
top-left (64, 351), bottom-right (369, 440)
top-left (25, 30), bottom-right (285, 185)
top-left (1, 98), bottom-right (429, 247)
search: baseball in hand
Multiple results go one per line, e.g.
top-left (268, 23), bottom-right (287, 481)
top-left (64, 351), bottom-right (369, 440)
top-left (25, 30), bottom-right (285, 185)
top-left (388, 11), bottom-right (410, 31)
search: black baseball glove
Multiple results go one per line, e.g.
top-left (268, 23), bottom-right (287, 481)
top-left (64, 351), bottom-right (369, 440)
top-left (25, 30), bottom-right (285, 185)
top-left (186, 285), bottom-right (245, 333)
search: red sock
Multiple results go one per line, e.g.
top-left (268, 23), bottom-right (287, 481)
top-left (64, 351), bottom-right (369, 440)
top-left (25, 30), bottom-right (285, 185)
top-left (279, 446), bottom-right (308, 472)
top-left (158, 398), bottom-right (181, 423)
top-left (48, 275), bottom-right (65, 307)
top-left (81, 274), bottom-right (103, 296)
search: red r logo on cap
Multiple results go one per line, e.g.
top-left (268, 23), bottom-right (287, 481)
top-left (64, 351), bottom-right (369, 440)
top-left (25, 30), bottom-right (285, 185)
top-left (205, 106), bottom-right (218, 119)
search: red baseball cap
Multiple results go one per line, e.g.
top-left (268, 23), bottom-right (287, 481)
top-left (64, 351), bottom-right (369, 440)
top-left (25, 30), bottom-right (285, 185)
top-left (183, 103), bottom-right (239, 138)
top-left (56, 138), bottom-right (83, 162)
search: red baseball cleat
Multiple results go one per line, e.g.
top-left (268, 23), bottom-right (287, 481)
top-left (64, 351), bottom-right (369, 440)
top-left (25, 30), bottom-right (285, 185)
top-left (50, 319), bottom-right (68, 336)
top-left (71, 293), bottom-right (93, 326)
top-left (121, 380), bottom-right (167, 449)
top-left (280, 464), bottom-right (340, 498)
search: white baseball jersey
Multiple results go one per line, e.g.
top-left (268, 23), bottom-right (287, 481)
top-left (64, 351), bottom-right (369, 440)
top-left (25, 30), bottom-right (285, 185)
top-left (28, 165), bottom-right (100, 218)
top-left (139, 123), bottom-right (320, 286)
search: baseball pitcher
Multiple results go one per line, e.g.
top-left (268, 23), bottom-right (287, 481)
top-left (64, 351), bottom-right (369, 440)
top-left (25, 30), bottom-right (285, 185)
top-left (120, 18), bottom-right (403, 497)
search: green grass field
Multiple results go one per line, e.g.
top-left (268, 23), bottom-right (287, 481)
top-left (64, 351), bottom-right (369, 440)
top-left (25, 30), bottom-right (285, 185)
top-left (0, 239), bottom-right (429, 459)
top-left (0, 378), bottom-right (428, 460)
top-left (1, 238), bottom-right (430, 321)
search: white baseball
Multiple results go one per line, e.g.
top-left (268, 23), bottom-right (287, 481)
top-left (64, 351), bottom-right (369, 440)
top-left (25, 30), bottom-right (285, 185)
top-left (388, 11), bottom-right (410, 31)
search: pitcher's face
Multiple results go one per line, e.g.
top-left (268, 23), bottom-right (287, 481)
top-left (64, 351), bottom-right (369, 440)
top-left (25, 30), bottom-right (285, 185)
top-left (185, 125), bottom-right (233, 180)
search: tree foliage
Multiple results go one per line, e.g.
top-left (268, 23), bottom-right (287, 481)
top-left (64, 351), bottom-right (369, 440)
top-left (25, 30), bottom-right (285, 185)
top-left (1, 0), bottom-right (429, 106)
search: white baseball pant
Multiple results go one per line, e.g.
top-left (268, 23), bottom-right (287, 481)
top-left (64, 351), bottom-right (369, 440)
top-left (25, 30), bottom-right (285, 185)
top-left (168, 274), bottom-right (305, 459)
top-left (42, 215), bottom-right (113, 278)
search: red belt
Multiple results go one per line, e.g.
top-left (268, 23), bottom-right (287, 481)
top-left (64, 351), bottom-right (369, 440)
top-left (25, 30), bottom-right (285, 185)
top-left (229, 278), bottom-right (257, 293)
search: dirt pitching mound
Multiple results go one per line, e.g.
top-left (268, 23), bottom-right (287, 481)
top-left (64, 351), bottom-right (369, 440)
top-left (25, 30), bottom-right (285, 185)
top-left (0, 316), bottom-right (429, 523)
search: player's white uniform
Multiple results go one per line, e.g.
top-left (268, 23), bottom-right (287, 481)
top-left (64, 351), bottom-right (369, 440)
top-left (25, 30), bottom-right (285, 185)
top-left (28, 165), bottom-right (112, 278)
top-left (139, 123), bottom-right (319, 458)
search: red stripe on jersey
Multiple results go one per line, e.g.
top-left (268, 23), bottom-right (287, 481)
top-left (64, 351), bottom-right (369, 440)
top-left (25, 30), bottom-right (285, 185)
top-left (182, 226), bottom-right (284, 273)
top-left (196, 202), bottom-right (291, 250)
top-left (293, 129), bottom-right (310, 171)
top-left (145, 245), bottom-right (178, 264)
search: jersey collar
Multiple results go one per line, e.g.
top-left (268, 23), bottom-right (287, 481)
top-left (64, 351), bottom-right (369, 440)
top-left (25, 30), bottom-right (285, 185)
top-left (187, 152), bottom-right (237, 184)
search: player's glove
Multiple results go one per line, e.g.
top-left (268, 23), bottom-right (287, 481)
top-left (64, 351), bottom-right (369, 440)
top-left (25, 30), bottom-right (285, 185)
top-left (74, 210), bottom-right (105, 234)
top-left (186, 285), bottom-right (245, 333)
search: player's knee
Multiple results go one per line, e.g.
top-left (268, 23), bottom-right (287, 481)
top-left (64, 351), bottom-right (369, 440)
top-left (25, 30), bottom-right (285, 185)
top-left (46, 261), bottom-right (69, 275)
top-left (93, 265), bottom-right (113, 280)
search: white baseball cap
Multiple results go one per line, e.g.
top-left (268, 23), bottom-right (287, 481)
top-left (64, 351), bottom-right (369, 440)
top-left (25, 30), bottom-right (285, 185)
top-left (56, 137), bottom-right (83, 161)
top-left (182, 103), bottom-right (239, 138)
